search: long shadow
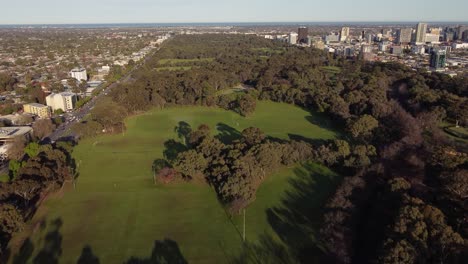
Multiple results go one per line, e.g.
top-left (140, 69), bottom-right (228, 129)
top-left (12, 219), bottom-right (63, 264)
top-left (162, 139), bottom-right (188, 162)
top-left (288, 134), bottom-right (328, 147)
top-left (215, 123), bottom-right (241, 144)
top-left (234, 163), bottom-right (342, 263)
top-left (304, 113), bottom-right (343, 134)
top-left (174, 121), bottom-right (192, 145)
top-left (12, 239), bottom-right (34, 264)
top-left (77, 245), bottom-right (100, 264)
top-left (124, 239), bottom-right (187, 264)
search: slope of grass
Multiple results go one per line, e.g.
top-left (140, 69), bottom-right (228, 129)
top-left (9, 101), bottom-right (339, 263)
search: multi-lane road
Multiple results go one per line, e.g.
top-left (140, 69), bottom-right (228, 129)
top-left (48, 48), bottom-right (158, 142)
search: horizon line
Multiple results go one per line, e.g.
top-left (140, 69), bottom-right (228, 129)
top-left (1, 21), bottom-right (468, 26)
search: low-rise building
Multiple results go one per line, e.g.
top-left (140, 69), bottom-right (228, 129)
top-left (0, 126), bottom-right (33, 162)
top-left (23, 103), bottom-right (51, 118)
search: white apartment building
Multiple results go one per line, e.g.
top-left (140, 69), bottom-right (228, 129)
top-left (340, 27), bottom-right (350, 42)
top-left (288, 32), bottom-right (298, 45)
top-left (70, 68), bottom-right (87, 81)
top-left (46, 92), bottom-right (77, 112)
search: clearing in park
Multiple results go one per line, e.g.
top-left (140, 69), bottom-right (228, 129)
top-left (9, 101), bottom-right (341, 263)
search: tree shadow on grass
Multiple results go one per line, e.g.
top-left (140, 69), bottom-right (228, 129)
top-left (12, 218), bottom-right (64, 264)
top-left (33, 218), bottom-right (63, 264)
top-left (305, 113), bottom-right (343, 134)
top-left (163, 139), bottom-right (188, 162)
top-left (77, 245), bottom-right (100, 264)
top-left (124, 239), bottom-right (187, 264)
top-left (174, 121), bottom-right (192, 145)
top-left (215, 123), bottom-right (242, 144)
top-left (12, 239), bottom-right (34, 264)
top-left (233, 163), bottom-right (342, 263)
top-left (288, 134), bottom-right (328, 147)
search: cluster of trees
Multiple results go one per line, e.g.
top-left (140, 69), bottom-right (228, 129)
top-left (0, 141), bottom-right (75, 257)
top-left (155, 125), bottom-right (316, 213)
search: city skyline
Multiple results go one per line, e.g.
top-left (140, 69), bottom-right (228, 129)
top-left (1, 0), bottom-right (468, 25)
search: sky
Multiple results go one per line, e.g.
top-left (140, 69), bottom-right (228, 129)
top-left (0, 0), bottom-right (467, 24)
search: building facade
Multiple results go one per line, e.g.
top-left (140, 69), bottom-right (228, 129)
top-left (46, 92), bottom-right (77, 112)
top-left (340, 27), bottom-right (350, 42)
top-left (288, 32), bottom-right (298, 45)
top-left (430, 49), bottom-right (447, 70)
top-left (298, 27), bottom-right (308, 44)
top-left (397, 28), bottom-right (412, 44)
top-left (70, 68), bottom-right (87, 81)
top-left (415, 23), bottom-right (428, 44)
top-left (23, 103), bottom-right (51, 118)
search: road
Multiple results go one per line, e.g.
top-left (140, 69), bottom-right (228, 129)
top-left (48, 48), bottom-right (159, 142)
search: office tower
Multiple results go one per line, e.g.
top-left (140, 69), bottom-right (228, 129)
top-left (288, 32), bottom-right (298, 44)
top-left (445, 32), bottom-right (455, 42)
top-left (298, 27), bottom-right (308, 44)
top-left (430, 49), bottom-right (447, 70)
top-left (340, 27), bottom-right (350, 42)
top-left (457, 25), bottom-right (468, 40)
top-left (415, 23), bottom-right (428, 44)
top-left (397, 28), bottom-right (412, 44)
top-left (361, 30), bottom-right (365, 39)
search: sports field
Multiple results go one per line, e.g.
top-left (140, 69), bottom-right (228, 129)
top-left (9, 101), bottom-right (340, 263)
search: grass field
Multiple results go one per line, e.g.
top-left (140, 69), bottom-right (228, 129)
top-left (155, 66), bottom-right (193, 72)
top-left (9, 101), bottom-right (340, 263)
top-left (157, 58), bottom-right (214, 65)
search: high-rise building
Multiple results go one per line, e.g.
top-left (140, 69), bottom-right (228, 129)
top-left (445, 32), bottom-right (455, 42)
top-left (397, 28), bottom-right (412, 44)
top-left (46, 92), bottom-right (78, 112)
top-left (456, 25), bottom-right (468, 40)
top-left (298, 27), bottom-right (308, 44)
top-left (288, 32), bottom-right (298, 45)
top-left (70, 68), bottom-right (87, 81)
top-left (415, 23), bottom-right (428, 44)
top-left (430, 49), bottom-right (447, 70)
top-left (340, 27), bottom-right (350, 42)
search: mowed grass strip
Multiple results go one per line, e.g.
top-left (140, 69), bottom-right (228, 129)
top-left (11, 101), bottom-right (339, 263)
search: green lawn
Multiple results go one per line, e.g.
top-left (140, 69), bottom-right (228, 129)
top-left (9, 101), bottom-right (340, 263)
top-left (155, 66), bottom-right (193, 72)
top-left (157, 58), bottom-right (214, 65)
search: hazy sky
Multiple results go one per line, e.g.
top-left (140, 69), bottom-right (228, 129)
top-left (1, 0), bottom-right (467, 24)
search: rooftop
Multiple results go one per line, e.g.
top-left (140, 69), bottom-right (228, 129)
top-left (25, 103), bottom-right (48, 108)
top-left (0, 126), bottom-right (32, 138)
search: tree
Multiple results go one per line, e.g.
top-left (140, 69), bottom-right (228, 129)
top-left (0, 204), bottom-right (24, 236)
top-left (32, 119), bottom-right (56, 139)
top-left (241, 127), bottom-right (265, 146)
top-left (91, 98), bottom-right (128, 132)
top-left (24, 142), bottom-right (40, 158)
top-left (237, 94), bottom-right (256, 117)
top-left (7, 136), bottom-right (27, 161)
top-left (79, 80), bottom-right (88, 94)
top-left (440, 170), bottom-right (468, 200)
top-left (188, 124), bottom-right (210, 146)
top-left (173, 150), bottom-right (208, 181)
top-left (347, 115), bottom-right (379, 139)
